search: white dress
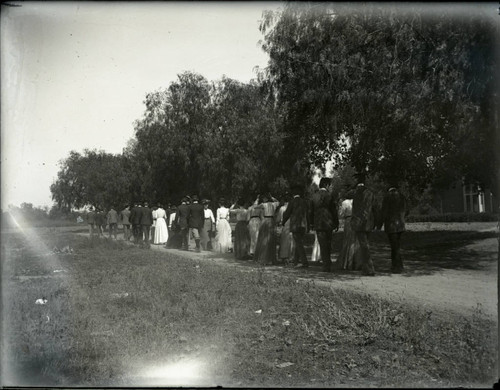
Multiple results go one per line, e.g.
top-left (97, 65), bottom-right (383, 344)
top-left (215, 207), bottom-right (232, 252)
top-left (154, 208), bottom-right (169, 244)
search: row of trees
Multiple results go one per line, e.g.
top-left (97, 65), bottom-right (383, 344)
top-left (50, 4), bottom-right (498, 212)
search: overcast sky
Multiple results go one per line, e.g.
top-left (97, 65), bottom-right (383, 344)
top-left (1, 1), bottom-right (284, 209)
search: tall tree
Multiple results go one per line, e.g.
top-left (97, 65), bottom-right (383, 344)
top-left (132, 72), bottom-right (285, 204)
top-left (50, 149), bottom-right (131, 210)
top-left (260, 4), bottom-right (498, 193)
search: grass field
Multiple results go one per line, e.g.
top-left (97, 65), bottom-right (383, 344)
top-left (1, 227), bottom-right (498, 387)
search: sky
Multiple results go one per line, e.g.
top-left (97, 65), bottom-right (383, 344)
top-left (1, 1), bottom-right (284, 210)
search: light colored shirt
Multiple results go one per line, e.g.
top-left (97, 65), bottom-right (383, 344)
top-left (204, 208), bottom-right (215, 223)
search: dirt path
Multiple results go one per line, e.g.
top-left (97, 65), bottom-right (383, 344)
top-left (69, 227), bottom-right (498, 321)
top-left (143, 238), bottom-right (498, 322)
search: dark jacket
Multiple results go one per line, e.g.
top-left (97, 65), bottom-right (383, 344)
top-left (188, 202), bottom-right (205, 229)
top-left (95, 211), bottom-right (106, 226)
top-left (87, 211), bottom-right (96, 224)
top-left (351, 185), bottom-right (375, 232)
top-left (130, 206), bottom-right (142, 225)
top-left (283, 196), bottom-right (309, 233)
top-left (140, 206), bottom-right (153, 226)
top-left (381, 188), bottom-right (408, 233)
top-left (175, 203), bottom-right (190, 229)
top-left (309, 189), bottom-right (339, 231)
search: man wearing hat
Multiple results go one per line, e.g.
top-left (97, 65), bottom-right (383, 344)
top-left (309, 177), bottom-right (339, 272)
top-left (200, 199), bottom-right (215, 250)
top-left (380, 183), bottom-right (408, 273)
top-left (283, 184), bottom-right (309, 268)
top-left (175, 197), bottom-right (190, 250)
top-left (140, 201), bottom-right (154, 248)
top-left (188, 195), bottom-right (205, 252)
top-left (351, 173), bottom-right (376, 276)
top-left (130, 202), bottom-right (142, 244)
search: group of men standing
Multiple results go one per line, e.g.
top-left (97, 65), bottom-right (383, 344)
top-left (281, 175), bottom-right (407, 275)
top-left (173, 195), bottom-right (206, 252)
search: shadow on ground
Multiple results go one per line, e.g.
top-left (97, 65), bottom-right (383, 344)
top-left (198, 230), bottom-right (498, 280)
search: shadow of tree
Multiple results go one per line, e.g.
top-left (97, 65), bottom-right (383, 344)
top-left (203, 230), bottom-right (498, 280)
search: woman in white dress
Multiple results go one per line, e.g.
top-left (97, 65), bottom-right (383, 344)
top-left (153, 203), bottom-right (169, 245)
top-left (215, 198), bottom-right (233, 253)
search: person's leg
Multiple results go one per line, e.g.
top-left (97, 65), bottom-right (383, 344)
top-left (143, 225), bottom-right (151, 247)
top-left (388, 232), bottom-right (403, 272)
top-left (182, 228), bottom-right (189, 250)
top-left (317, 230), bottom-right (332, 271)
top-left (357, 231), bottom-right (375, 275)
top-left (294, 228), bottom-right (309, 267)
top-left (192, 228), bottom-right (201, 252)
top-left (293, 228), bottom-right (308, 266)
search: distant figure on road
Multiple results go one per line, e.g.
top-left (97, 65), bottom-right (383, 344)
top-left (254, 193), bottom-right (280, 265)
top-left (247, 194), bottom-right (262, 258)
top-left (230, 198), bottom-right (251, 260)
top-left (87, 206), bottom-right (96, 237)
top-left (106, 206), bottom-right (119, 239)
top-left (339, 190), bottom-right (359, 270)
top-left (130, 202), bottom-right (142, 244)
top-left (351, 174), bottom-right (376, 276)
top-left (276, 193), bottom-right (295, 264)
top-left (95, 208), bottom-right (106, 237)
top-left (310, 178), bottom-right (339, 272)
top-left (140, 201), bottom-right (153, 248)
top-left (200, 199), bottom-right (215, 251)
top-left (153, 203), bottom-right (169, 245)
top-left (188, 195), bottom-right (204, 252)
top-left (120, 205), bottom-right (131, 241)
top-left (380, 185), bottom-right (408, 273)
top-left (215, 198), bottom-right (233, 253)
top-left (175, 198), bottom-right (190, 251)
top-left (283, 185), bottom-right (309, 268)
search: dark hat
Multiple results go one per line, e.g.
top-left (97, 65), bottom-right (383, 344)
top-left (192, 195), bottom-right (199, 202)
top-left (202, 199), bottom-right (210, 205)
top-left (318, 177), bottom-right (332, 189)
top-left (181, 197), bottom-right (188, 203)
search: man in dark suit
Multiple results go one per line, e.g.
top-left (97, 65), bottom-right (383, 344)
top-left (188, 195), bottom-right (205, 252)
top-left (351, 174), bottom-right (376, 276)
top-left (130, 202), bottom-right (142, 245)
top-left (283, 184), bottom-right (309, 268)
top-left (310, 177), bottom-right (339, 272)
top-left (140, 201), bottom-right (154, 248)
top-left (175, 197), bottom-right (190, 250)
top-left (380, 185), bottom-right (408, 273)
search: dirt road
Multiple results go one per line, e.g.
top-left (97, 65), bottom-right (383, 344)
top-left (147, 236), bottom-right (498, 322)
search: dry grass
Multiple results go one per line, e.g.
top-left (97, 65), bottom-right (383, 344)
top-left (1, 229), bottom-right (497, 387)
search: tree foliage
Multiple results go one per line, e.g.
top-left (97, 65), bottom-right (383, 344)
top-left (50, 150), bottom-right (131, 210)
top-left (131, 71), bottom-right (285, 204)
top-left (259, 4), bottom-right (498, 192)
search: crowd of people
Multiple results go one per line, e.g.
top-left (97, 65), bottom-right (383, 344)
top-left (85, 175), bottom-right (408, 275)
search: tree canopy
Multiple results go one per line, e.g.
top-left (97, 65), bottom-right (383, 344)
top-left (259, 3), bottom-right (498, 193)
top-left (50, 150), bottom-right (131, 210)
